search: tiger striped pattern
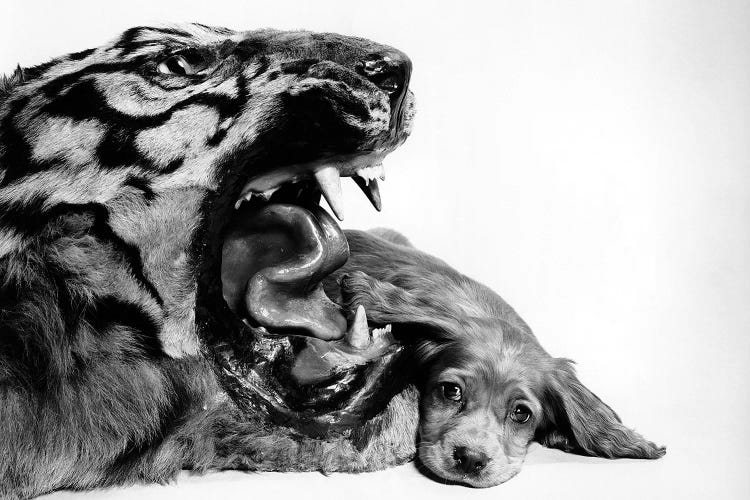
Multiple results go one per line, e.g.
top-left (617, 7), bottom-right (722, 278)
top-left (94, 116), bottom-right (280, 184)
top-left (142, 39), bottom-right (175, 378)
top-left (0, 24), bottom-right (417, 498)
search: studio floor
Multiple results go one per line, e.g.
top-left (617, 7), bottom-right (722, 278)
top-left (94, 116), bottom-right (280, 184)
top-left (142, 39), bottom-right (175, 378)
top-left (40, 439), bottom-right (746, 499)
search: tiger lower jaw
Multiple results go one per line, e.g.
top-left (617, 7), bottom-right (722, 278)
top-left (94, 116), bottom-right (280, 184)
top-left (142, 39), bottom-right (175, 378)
top-left (220, 153), bottom-right (390, 345)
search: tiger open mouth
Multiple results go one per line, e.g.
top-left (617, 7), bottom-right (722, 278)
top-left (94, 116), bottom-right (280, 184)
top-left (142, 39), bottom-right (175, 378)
top-left (211, 154), bottom-right (410, 435)
top-left (221, 156), bottom-right (386, 342)
top-left (197, 46), bottom-right (416, 436)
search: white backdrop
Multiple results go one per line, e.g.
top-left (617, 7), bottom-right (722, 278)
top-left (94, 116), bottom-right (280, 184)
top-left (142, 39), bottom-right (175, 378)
top-left (2, 1), bottom-right (749, 498)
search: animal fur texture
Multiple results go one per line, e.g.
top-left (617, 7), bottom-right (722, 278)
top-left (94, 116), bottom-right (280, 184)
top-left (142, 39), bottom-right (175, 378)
top-left (330, 228), bottom-right (665, 487)
top-left (0, 22), bottom-right (663, 498)
top-left (0, 24), bottom-right (418, 498)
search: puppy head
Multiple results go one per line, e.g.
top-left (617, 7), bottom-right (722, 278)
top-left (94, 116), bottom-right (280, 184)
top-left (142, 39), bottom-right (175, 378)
top-left (416, 320), bottom-right (548, 487)
top-left (415, 319), bottom-right (665, 487)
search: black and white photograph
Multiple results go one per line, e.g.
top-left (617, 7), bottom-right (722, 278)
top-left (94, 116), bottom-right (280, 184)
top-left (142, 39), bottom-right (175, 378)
top-left (0, 1), bottom-right (748, 498)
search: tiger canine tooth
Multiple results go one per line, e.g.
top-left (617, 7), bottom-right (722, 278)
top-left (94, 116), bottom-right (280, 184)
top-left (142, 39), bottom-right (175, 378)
top-left (346, 305), bottom-right (370, 349)
top-left (353, 176), bottom-right (382, 211)
top-left (314, 166), bottom-right (345, 221)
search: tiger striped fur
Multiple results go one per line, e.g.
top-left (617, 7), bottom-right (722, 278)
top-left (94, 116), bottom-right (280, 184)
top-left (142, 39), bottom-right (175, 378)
top-left (0, 24), bottom-right (417, 498)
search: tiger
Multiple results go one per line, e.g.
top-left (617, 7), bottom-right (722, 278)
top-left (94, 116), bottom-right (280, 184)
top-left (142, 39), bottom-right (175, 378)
top-left (0, 23), bottom-right (419, 499)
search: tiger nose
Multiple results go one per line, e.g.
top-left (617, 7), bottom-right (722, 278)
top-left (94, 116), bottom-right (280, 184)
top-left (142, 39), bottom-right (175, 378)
top-left (453, 446), bottom-right (490, 474)
top-left (357, 51), bottom-right (411, 99)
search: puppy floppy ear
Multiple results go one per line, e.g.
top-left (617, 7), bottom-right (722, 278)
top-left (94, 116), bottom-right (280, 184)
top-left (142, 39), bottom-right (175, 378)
top-left (537, 359), bottom-right (665, 459)
top-left (339, 271), bottom-right (465, 340)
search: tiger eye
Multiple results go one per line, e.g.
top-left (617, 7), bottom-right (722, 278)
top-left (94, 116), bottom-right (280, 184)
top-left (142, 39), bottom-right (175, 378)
top-left (441, 382), bottom-right (462, 402)
top-left (157, 50), bottom-right (208, 76)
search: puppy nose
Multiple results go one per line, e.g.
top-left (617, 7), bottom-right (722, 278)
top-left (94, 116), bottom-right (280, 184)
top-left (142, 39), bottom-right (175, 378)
top-left (453, 446), bottom-right (490, 474)
top-left (358, 51), bottom-right (412, 98)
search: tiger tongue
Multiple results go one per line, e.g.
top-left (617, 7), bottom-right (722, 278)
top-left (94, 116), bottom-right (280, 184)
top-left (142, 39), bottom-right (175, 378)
top-left (221, 203), bottom-right (350, 339)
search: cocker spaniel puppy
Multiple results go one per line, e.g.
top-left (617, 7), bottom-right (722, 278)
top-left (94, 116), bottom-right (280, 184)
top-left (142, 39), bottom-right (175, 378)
top-left (329, 228), bottom-right (665, 487)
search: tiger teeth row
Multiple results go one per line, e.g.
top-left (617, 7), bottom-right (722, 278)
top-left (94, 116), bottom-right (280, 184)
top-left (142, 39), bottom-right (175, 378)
top-left (355, 164), bottom-right (385, 185)
top-left (371, 324), bottom-right (392, 336)
top-left (345, 304), bottom-right (393, 349)
top-left (233, 186), bottom-right (279, 209)
top-left (317, 163), bottom-right (385, 220)
top-left (234, 163), bottom-right (386, 220)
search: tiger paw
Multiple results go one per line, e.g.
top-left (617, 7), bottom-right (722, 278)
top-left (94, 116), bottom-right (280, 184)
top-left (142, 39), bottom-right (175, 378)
top-left (290, 304), bottom-right (396, 385)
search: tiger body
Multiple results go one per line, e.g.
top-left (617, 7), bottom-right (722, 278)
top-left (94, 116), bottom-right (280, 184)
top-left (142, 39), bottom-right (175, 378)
top-left (0, 24), bottom-right (417, 498)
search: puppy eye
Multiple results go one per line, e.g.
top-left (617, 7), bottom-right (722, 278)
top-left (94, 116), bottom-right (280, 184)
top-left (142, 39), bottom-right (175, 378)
top-left (441, 383), bottom-right (462, 402)
top-left (157, 50), bottom-right (208, 75)
top-left (510, 404), bottom-right (532, 424)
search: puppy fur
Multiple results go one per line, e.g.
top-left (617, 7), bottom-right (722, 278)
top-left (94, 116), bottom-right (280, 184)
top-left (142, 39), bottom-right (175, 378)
top-left (334, 228), bottom-right (665, 487)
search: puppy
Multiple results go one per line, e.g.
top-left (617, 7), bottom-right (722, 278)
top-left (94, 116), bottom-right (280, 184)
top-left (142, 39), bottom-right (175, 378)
top-left (332, 228), bottom-right (665, 487)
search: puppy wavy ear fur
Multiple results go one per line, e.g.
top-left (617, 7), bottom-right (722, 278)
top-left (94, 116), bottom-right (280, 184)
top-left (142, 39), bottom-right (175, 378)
top-left (537, 359), bottom-right (666, 459)
top-left (339, 270), bottom-right (465, 341)
top-left (338, 271), bottom-right (461, 368)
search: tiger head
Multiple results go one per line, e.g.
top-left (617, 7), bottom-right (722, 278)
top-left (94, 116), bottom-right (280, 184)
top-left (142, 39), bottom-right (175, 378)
top-left (0, 24), bottom-right (415, 434)
top-left (0, 23), bottom-right (413, 347)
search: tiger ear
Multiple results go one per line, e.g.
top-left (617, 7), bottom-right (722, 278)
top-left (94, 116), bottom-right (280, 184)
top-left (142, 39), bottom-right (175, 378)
top-left (0, 65), bottom-right (25, 95)
top-left (339, 271), bottom-right (465, 340)
top-left (536, 359), bottom-right (666, 459)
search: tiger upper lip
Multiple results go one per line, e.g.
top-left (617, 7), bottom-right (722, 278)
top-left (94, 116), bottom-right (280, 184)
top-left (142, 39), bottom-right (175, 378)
top-left (234, 152), bottom-right (387, 220)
